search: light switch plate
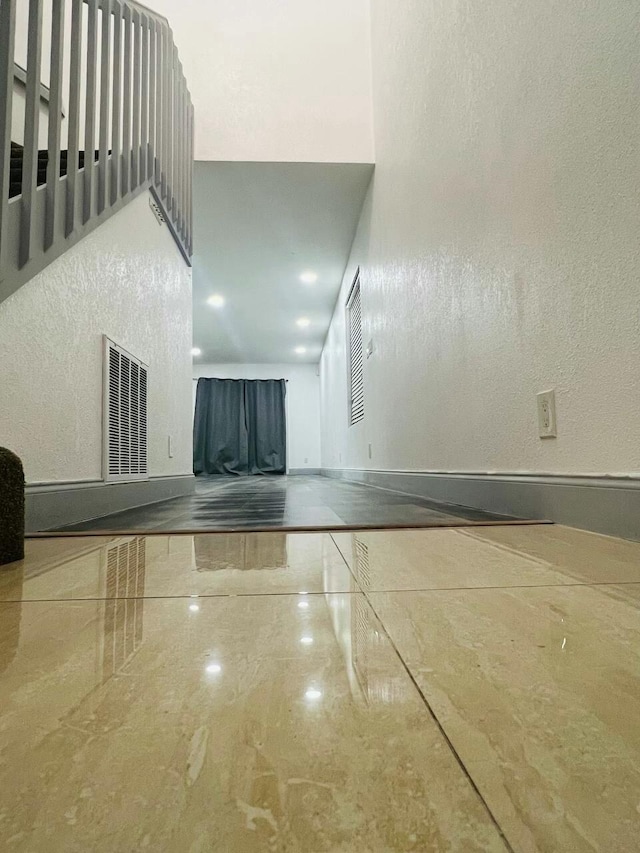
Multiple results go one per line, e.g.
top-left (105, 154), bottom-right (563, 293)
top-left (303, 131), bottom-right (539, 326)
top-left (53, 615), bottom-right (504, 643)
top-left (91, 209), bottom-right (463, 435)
top-left (537, 390), bottom-right (557, 438)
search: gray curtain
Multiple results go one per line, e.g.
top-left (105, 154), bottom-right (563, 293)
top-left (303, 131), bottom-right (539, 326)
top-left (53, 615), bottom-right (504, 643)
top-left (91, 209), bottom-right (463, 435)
top-left (193, 378), bottom-right (286, 476)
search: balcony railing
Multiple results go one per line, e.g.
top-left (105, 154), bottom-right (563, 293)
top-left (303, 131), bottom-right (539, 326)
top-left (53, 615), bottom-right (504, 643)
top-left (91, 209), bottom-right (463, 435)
top-left (0, 0), bottom-right (193, 305)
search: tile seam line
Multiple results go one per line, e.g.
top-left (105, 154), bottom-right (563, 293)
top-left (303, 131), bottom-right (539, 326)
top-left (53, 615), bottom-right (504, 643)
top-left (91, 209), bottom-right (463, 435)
top-left (0, 590), bottom-right (368, 604)
top-left (331, 534), bottom-right (516, 853)
top-left (305, 578), bottom-right (640, 593)
top-left (26, 520), bottom-right (552, 537)
top-left (6, 578), bottom-right (640, 605)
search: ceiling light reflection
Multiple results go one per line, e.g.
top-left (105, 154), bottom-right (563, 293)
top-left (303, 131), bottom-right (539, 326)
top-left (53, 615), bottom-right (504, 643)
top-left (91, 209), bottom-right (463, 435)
top-left (305, 688), bottom-right (322, 701)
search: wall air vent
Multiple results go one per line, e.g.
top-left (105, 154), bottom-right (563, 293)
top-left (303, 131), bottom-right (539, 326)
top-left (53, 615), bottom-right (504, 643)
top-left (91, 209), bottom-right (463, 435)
top-left (346, 270), bottom-right (364, 426)
top-left (103, 337), bottom-right (149, 483)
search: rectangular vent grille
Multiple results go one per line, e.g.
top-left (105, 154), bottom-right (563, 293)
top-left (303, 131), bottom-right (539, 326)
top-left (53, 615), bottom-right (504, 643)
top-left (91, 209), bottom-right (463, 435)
top-left (347, 272), bottom-right (364, 425)
top-left (103, 338), bottom-right (149, 482)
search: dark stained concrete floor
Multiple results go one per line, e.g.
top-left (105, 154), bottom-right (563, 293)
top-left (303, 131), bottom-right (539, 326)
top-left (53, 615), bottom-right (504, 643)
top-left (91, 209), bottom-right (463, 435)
top-left (55, 474), bottom-right (527, 533)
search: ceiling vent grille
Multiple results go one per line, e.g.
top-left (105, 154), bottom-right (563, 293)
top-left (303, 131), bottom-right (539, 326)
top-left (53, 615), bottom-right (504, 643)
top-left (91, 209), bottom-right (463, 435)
top-left (103, 337), bottom-right (149, 482)
top-left (346, 271), bottom-right (364, 426)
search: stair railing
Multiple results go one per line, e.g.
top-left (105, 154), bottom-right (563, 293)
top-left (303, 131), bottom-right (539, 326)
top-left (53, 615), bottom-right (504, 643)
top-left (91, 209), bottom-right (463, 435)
top-left (0, 0), bottom-right (193, 305)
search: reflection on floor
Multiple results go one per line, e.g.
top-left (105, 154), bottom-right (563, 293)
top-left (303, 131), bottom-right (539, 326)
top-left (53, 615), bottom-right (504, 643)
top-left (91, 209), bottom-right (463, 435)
top-left (3, 523), bottom-right (640, 850)
top-left (56, 474), bottom-right (524, 532)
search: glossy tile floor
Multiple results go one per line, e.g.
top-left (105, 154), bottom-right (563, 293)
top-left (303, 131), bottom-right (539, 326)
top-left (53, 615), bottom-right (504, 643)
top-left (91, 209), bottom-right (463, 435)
top-left (56, 474), bottom-right (523, 532)
top-left (3, 523), bottom-right (640, 851)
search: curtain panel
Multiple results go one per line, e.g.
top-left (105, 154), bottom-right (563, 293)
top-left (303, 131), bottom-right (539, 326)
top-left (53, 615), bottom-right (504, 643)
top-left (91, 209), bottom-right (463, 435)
top-left (193, 378), bottom-right (287, 476)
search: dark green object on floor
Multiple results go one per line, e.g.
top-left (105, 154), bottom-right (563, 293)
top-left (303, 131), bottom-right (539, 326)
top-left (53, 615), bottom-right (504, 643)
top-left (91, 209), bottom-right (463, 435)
top-left (0, 447), bottom-right (25, 566)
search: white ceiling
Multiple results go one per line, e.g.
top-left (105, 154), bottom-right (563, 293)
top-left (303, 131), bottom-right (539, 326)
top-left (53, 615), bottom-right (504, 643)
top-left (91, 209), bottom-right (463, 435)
top-left (192, 161), bottom-right (373, 364)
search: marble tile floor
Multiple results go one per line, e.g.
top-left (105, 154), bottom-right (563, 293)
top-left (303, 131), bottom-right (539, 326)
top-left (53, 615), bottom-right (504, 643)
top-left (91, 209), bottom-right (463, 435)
top-left (53, 474), bottom-right (526, 533)
top-left (2, 523), bottom-right (640, 851)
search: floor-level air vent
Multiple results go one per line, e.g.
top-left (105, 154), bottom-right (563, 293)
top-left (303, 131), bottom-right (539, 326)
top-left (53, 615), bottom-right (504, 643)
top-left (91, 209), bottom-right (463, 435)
top-left (103, 337), bottom-right (149, 483)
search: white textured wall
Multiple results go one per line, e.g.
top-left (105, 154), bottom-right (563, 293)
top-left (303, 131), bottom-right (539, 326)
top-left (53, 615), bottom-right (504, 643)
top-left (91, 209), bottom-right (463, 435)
top-left (147, 0), bottom-right (373, 163)
top-left (193, 363), bottom-right (321, 470)
top-left (321, 0), bottom-right (640, 477)
top-left (11, 87), bottom-right (52, 149)
top-left (0, 191), bottom-right (193, 484)
top-left (13, 0), bottom-right (81, 149)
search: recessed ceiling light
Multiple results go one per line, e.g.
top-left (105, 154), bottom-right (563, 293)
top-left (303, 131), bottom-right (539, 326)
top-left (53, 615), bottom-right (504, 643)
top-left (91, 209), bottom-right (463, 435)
top-left (207, 294), bottom-right (225, 308)
top-left (189, 603), bottom-right (200, 612)
top-left (300, 271), bottom-right (317, 284)
top-left (191, 347), bottom-right (202, 357)
top-left (296, 317), bottom-right (310, 328)
top-left (294, 346), bottom-right (307, 355)
top-left (205, 663), bottom-right (222, 674)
